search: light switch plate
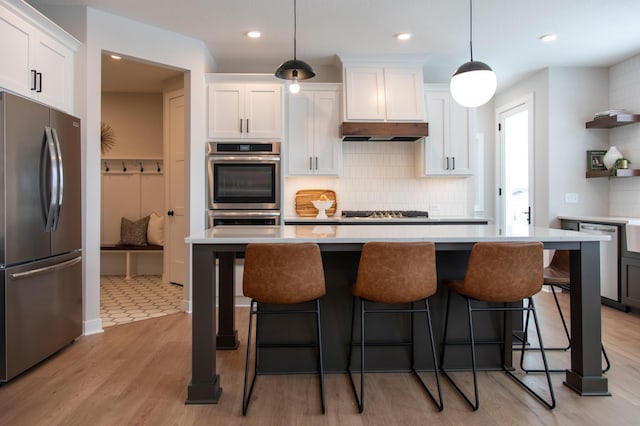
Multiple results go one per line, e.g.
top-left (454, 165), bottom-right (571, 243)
top-left (565, 192), bottom-right (579, 203)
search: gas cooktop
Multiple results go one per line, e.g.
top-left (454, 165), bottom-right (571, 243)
top-left (341, 210), bottom-right (429, 219)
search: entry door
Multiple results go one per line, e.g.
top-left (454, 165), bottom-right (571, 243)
top-left (165, 89), bottom-right (185, 285)
top-left (497, 94), bottom-right (534, 229)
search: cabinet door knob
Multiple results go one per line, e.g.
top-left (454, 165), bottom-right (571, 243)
top-left (36, 72), bottom-right (42, 93)
top-left (445, 157), bottom-right (450, 170)
top-left (239, 119), bottom-right (243, 133)
top-left (167, 210), bottom-right (175, 216)
top-left (309, 157), bottom-right (313, 170)
top-left (452, 157), bottom-right (455, 170)
top-left (246, 119), bottom-right (249, 133)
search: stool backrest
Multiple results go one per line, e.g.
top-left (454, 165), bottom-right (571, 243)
top-left (462, 242), bottom-right (544, 302)
top-left (549, 249), bottom-right (570, 274)
top-left (243, 243), bottom-right (326, 304)
top-left (353, 242), bottom-right (437, 304)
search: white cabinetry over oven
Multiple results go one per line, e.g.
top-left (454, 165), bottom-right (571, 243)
top-left (342, 63), bottom-right (425, 121)
top-left (207, 81), bottom-right (282, 140)
top-left (0, 0), bottom-right (78, 113)
top-left (287, 84), bottom-right (342, 176)
top-left (417, 84), bottom-right (474, 176)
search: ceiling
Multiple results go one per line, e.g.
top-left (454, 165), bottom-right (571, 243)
top-left (29, 0), bottom-right (640, 92)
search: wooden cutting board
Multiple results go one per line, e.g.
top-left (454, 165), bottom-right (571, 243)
top-left (295, 189), bottom-right (337, 217)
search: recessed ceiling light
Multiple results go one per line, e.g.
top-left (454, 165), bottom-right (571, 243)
top-left (395, 33), bottom-right (411, 41)
top-left (247, 31), bottom-right (261, 39)
top-left (110, 54), bottom-right (121, 60)
top-left (539, 34), bottom-right (558, 43)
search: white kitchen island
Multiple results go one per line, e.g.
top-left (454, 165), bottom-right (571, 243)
top-left (185, 224), bottom-right (610, 404)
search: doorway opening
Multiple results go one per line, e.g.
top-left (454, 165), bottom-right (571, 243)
top-left (99, 53), bottom-right (185, 327)
top-left (497, 94), bottom-right (534, 230)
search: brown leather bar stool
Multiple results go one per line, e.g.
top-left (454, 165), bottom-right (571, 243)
top-left (440, 242), bottom-right (556, 411)
top-left (520, 249), bottom-right (611, 373)
top-left (347, 242), bottom-right (443, 413)
top-left (241, 243), bottom-right (326, 415)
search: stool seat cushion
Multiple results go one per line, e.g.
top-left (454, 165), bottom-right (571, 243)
top-left (243, 243), bottom-right (326, 304)
top-left (353, 242), bottom-right (437, 304)
top-left (450, 242), bottom-right (544, 303)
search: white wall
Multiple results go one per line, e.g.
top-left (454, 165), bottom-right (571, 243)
top-left (609, 54), bottom-right (640, 217)
top-left (33, 5), bottom-right (215, 334)
top-left (101, 93), bottom-right (163, 158)
top-left (494, 67), bottom-right (611, 228)
top-left (547, 67), bottom-right (610, 226)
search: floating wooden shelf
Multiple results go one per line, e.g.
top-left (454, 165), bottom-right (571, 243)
top-left (585, 114), bottom-right (640, 128)
top-left (586, 169), bottom-right (640, 178)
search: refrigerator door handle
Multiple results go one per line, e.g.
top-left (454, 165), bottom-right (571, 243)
top-left (42, 126), bottom-right (59, 231)
top-left (10, 256), bottom-right (82, 280)
top-left (51, 127), bottom-right (64, 231)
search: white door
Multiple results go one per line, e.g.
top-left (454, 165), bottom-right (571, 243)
top-left (165, 89), bottom-right (185, 285)
top-left (497, 94), bottom-right (534, 229)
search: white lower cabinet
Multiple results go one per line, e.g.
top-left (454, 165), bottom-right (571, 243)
top-left (0, 0), bottom-right (78, 113)
top-left (287, 84), bottom-right (342, 176)
top-left (418, 85), bottom-right (473, 176)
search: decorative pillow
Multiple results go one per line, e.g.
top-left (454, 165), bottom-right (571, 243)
top-left (147, 212), bottom-right (164, 246)
top-left (119, 216), bottom-right (150, 246)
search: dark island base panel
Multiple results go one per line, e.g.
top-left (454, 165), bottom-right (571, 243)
top-left (255, 251), bottom-right (515, 374)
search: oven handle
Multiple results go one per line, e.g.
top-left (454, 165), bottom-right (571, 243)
top-left (209, 156), bottom-right (280, 162)
top-left (209, 211), bottom-right (281, 218)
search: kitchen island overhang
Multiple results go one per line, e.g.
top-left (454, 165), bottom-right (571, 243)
top-left (185, 224), bottom-right (610, 404)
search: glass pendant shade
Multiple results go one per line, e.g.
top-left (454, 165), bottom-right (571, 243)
top-left (450, 60), bottom-right (497, 108)
top-left (450, 0), bottom-right (496, 108)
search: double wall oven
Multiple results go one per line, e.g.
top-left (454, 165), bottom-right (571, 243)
top-left (206, 141), bottom-right (281, 227)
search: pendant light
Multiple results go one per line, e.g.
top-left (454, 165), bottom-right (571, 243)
top-left (450, 0), bottom-right (497, 108)
top-left (275, 0), bottom-right (315, 93)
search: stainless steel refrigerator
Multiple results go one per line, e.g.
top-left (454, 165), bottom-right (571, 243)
top-left (1, 90), bottom-right (82, 382)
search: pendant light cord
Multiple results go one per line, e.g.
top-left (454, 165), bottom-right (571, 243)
top-left (469, 0), bottom-right (474, 62)
top-left (293, 0), bottom-right (297, 60)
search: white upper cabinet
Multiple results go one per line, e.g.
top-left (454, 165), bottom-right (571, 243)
top-left (417, 85), bottom-right (474, 177)
top-left (288, 84), bottom-right (342, 176)
top-left (343, 62), bottom-right (425, 122)
top-left (208, 82), bottom-right (282, 140)
top-left (0, 0), bottom-right (79, 113)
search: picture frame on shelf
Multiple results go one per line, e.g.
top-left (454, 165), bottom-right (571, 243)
top-left (587, 150), bottom-right (607, 171)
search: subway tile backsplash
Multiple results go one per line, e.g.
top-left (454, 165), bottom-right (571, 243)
top-left (285, 142), bottom-right (471, 217)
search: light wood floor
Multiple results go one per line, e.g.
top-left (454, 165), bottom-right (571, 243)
top-left (1, 290), bottom-right (639, 425)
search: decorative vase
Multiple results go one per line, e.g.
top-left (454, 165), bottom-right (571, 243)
top-left (603, 146), bottom-right (623, 170)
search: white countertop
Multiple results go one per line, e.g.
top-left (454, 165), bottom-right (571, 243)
top-left (559, 215), bottom-right (640, 225)
top-left (186, 224), bottom-right (609, 244)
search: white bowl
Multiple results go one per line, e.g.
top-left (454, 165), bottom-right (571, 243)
top-left (311, 200), bottom-right (334, 219)
top-left (312, 200), bottom-right (334, 210)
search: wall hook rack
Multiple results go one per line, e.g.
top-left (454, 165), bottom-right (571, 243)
top-left (139, 162), bottom-right (144, 173)
top-left (122, 162), bottom-right (126, 172)
top-left (104, 161), bottom-right (109, 172)
top-left (157, 162), bottom-right (161, 173)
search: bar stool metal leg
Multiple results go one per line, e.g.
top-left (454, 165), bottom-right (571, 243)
top-left (242, 300), bottom-right (258, 415)
top-left (519, 286), bottom-right (611, 374)
top-left (315, 299), bottom-right (326, 414)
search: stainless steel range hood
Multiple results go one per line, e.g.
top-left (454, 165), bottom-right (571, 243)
top-left (340, 122), bottom-right (428, 142)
